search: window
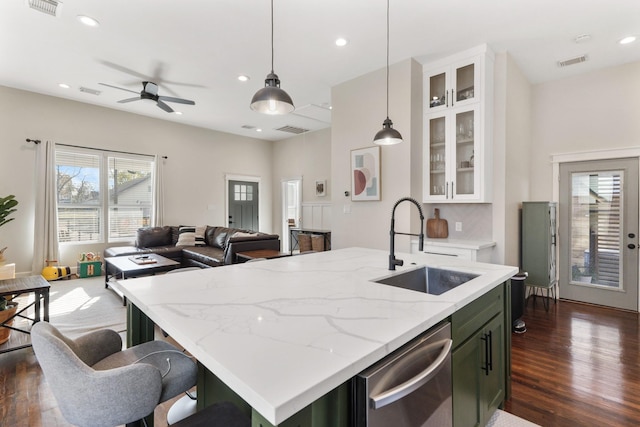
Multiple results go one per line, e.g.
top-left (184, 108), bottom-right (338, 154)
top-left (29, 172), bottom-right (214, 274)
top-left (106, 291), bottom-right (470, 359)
top-left (234, 184), bottom-right (253, 201)
top-left (56, 147), bottom-right (154, 243)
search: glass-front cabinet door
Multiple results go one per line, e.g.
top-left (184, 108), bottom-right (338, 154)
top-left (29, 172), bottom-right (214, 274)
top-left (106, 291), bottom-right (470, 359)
top-left (426, 58), bottom-right (479, 113)
top-left (425, 113), bottom-right (448, 200)
top-left (423, 105), bottom-right (479, 202)
top-left (453, 107), bottom-right (478, 199)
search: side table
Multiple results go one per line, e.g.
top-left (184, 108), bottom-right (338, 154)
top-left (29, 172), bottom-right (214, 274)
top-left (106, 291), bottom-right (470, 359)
top-left (0, 275), bottom-right (50, 354)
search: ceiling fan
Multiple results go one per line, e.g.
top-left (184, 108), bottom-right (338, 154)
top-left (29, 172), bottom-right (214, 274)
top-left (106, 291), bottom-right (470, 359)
top-left (99, 81), bottom-right (195, 113)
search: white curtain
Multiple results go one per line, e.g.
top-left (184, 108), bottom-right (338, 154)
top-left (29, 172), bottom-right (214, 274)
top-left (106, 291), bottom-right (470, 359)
top-left (152, 155), bottom-right (165, 226)
top-left (32, 140), bottom-right (59, 274)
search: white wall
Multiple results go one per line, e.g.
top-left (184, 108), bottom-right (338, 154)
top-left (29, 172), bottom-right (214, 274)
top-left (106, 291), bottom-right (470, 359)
top-left (271, 128), bottom-right (332, 239)
top-left (0, 85), bottom-right (274, 275)
top-left (330, 59), bottom-right (419, 253)
top-left (490, 53), bottom-right (532, 267)
top-left (531, 61), bottom-right (640, 200)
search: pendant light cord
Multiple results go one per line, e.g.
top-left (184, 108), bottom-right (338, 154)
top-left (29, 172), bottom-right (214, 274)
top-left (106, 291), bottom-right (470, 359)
top-left (270, 0), bottom-right (275, 74)
top-left (385, 0), bottom-right (390, 119)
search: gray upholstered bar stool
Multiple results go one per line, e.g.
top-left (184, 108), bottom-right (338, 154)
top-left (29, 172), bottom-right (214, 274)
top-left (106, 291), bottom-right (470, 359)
top-left (31, 322), bottom-right (198, 427)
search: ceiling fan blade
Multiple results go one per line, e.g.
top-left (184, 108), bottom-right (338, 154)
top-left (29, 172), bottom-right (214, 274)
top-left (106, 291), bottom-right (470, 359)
top-left (118, 97), bottom-right (141, 103)
top-left (158, 96), bottom-right (195, 105)
top-left (156, 100), bottom-right (174, 113)
top-left (98, 82), bottom-right (139, 95)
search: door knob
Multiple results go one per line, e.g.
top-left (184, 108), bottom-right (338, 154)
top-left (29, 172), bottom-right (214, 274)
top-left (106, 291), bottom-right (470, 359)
top-left (628, 244), bottom-right (636, 249)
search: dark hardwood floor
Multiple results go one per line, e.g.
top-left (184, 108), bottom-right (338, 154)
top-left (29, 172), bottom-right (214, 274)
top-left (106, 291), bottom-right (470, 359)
top-left (506, 297), bottom-right (640, 426)
top-left (1, 297), bottom-right (638, 426)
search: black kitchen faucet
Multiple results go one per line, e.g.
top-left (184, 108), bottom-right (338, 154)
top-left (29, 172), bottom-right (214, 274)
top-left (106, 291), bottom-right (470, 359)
top-left (389, 197), bottom-right (425, 270)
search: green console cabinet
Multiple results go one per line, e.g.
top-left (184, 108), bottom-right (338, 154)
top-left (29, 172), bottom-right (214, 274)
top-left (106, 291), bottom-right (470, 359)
top-left (451, 283), bottom-right (508, 427)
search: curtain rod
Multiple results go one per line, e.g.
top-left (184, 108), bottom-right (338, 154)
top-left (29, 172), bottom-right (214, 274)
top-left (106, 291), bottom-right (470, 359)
top-left (25, 139), bottom-right (167, 159)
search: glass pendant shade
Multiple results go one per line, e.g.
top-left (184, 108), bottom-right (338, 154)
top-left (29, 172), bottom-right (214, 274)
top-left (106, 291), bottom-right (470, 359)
top-left (374, 117), bottom-right (403, 145)
top-left (250, 72), bottom-right (294, 115)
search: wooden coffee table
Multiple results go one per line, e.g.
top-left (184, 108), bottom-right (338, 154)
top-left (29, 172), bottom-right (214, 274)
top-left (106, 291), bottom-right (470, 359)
top-left (105, 254), bottom-right (181, 305)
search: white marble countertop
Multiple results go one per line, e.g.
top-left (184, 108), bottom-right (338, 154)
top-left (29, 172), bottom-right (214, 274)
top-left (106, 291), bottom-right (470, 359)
top-left (111, 247), bottom-right (517, 425)
top-left (424, 238), bottom-right (496, 250)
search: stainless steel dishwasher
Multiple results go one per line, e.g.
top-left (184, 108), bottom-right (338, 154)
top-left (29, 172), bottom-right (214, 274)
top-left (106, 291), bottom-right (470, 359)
top-left (355, 322), bottom-right (452, 427)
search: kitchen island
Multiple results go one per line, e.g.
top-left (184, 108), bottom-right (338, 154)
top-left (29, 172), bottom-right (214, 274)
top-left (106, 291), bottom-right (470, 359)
top-left (111, 247), bottom-right (518, 426)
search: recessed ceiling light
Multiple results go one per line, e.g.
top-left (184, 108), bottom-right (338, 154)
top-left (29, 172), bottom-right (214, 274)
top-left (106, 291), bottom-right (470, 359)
top-left (619, 36), bottom-right (637, 45)
top-left (238, 75), bottom-right (250, 82)
top-left (174, 111), bottom-right (183, 115)
top-left (58, 83), bottom-right (70, 89)
top-left (335, 37), bottom-right (348, 47)
top-left (77, 15), bottom-right (99, 27)
top-left (256, 128), bottom-right (262, 132)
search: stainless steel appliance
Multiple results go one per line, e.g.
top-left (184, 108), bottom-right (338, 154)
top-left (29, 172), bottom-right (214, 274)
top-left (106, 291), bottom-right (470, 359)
top-left (355, 322), bottom-right (452, 427)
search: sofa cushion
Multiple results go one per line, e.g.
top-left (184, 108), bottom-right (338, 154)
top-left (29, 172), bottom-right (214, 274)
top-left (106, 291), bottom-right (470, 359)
top-left (170, 226), bottom-right (181, 245)
top-left (208, 227), bottom-right (232, 249)
top-left (182, 246), bottom-right (225, 267)
top-left (136, 226), bottom-right (172, 248)
top-left (176, 226), bottom-right (206, 247)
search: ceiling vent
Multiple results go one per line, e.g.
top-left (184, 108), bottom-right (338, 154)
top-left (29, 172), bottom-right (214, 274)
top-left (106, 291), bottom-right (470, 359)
top-left (276, 125), bottom-right (310, 135)
top-left (27, 0), bottom-right (61, 17)
top-left (557, 55), bottom-right (588, 68)
top-left (79, 86), bottom-right (101, 96)
top-left (241, 125), bottom-right (256, 130)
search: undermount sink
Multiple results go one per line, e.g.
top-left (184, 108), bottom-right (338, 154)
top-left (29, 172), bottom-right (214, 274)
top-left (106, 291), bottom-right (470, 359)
top-left (373, 266), bottom-right (479, 296)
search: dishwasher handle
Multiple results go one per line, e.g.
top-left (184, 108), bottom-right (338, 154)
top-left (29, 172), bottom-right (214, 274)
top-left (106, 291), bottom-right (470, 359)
top-left (370, 338), bottom-right (452, 410)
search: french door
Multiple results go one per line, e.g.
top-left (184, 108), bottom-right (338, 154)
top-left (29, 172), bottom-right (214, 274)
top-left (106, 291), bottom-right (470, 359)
top-left (558, 158), bottom-right (639, 311)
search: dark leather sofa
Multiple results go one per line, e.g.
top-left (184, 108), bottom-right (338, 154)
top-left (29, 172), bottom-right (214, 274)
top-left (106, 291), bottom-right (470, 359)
top-left (104, 225), bottom-right (280, 269)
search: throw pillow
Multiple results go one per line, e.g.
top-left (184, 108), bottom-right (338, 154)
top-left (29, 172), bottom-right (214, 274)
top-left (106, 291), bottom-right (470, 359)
top-left (176, 226), bottom-right (206, 247)
top-left (231, 231), bottom-right (258, 239)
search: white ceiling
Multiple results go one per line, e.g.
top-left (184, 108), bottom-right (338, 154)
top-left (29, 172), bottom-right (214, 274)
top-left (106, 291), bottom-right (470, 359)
top-left (1, 0), bottom-right (639, 141)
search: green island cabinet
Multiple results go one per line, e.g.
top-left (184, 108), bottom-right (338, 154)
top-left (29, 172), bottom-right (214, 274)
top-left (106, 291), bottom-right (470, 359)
top-left (451, 283), bottom-right (510, 427)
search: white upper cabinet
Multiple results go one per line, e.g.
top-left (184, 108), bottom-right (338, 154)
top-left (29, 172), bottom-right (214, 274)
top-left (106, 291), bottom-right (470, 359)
top-left (422, 45), bottom-right (494, 203)
top-left (426, 58), bottom-right (480, 113)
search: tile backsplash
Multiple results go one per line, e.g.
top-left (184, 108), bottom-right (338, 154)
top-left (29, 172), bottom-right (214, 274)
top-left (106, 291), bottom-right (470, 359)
top-left (423, 203), bottom-right (493, 241)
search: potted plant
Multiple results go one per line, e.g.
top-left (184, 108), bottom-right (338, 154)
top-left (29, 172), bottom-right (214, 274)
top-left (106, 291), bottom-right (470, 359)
top-left (0, 195), bottom-right (18, 344)
top-left (0, 195), bottom-right (18, 265)
top-left (0, 295), bottom-right (18, 345)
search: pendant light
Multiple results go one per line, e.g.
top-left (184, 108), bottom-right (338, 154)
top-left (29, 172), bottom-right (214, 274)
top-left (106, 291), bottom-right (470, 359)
top-left (374, 0), bottom-right (403, 145)
top-left (250, 0), bottom-right (295, 115)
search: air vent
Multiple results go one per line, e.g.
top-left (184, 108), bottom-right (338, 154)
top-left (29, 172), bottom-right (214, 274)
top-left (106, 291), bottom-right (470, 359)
top-left (241, 125), bottom-right (256, 130)
top-left (79, 87), bottom-right (101, 96)
top-left (27, 0), bottom-right (61, 16)
top-left (276, 125), bottom-right (310, 135)
top-left (557, 55), bottom-right (588, 68)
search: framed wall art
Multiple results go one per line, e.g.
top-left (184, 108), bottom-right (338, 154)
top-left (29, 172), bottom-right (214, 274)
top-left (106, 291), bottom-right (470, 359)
top-left (351, 146), bottom-right (381, 201)
top-left (315, 179), bottom-right (327, 197)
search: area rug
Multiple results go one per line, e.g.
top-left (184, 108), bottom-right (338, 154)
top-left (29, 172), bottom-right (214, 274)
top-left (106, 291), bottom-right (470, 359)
top-left (14, 276), bottom-right (126, 339)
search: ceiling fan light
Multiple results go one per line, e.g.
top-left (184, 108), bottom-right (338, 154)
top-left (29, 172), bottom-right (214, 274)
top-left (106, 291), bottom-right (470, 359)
top-left (250, 72), bottom-right (294, 114)
top-left (374, 117), bottom-right (403, 145)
